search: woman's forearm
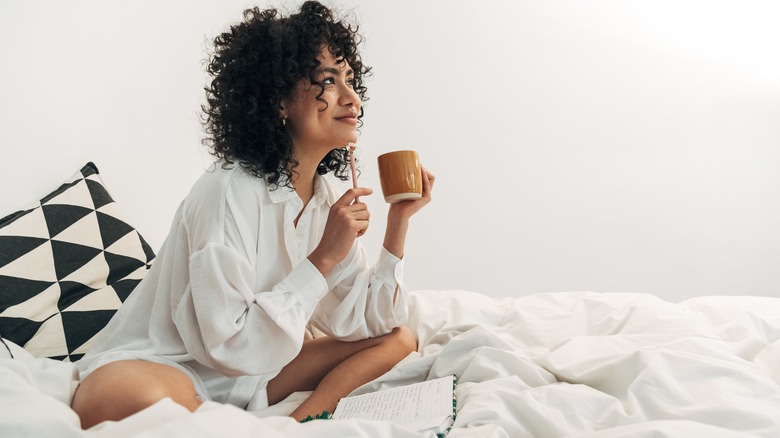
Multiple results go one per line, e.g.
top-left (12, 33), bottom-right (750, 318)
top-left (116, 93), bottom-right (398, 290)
top-left (382, 211), bottom-right (409, 259)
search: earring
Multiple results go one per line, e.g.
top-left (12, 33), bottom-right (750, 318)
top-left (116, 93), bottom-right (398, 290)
top-left (281, 117), bottom-right (287, 127)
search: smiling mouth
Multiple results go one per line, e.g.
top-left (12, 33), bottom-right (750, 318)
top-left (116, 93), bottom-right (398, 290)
top-left (336, 114), bottom-right (358, 124)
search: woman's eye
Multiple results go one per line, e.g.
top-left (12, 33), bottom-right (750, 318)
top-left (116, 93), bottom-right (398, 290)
top-left (319, 77), bottom-right (355, 89)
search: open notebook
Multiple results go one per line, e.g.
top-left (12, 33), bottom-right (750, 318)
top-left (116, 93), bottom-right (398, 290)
top-left (331, 375), bottom-right (456, 436)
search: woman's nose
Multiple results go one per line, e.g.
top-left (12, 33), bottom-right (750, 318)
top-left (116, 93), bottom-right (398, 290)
top-left (339, 84), bottom-right (359, 107)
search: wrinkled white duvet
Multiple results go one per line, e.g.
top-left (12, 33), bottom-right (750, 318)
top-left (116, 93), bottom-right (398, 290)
top-left (2, 290), bottom-right (779, 437)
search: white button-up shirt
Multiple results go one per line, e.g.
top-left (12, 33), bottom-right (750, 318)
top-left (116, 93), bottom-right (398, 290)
top-left (78, 164), bottom-right (408, 407)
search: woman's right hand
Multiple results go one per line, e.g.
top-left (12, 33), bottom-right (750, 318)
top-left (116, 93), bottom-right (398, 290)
top-left (307, 187), bottom-right (373, 277)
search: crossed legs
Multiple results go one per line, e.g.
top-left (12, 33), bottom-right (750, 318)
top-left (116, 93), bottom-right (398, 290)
top-left (268, 325), bottom-right (417, 421)
top-left (72, 326), bottom-right (416, 429)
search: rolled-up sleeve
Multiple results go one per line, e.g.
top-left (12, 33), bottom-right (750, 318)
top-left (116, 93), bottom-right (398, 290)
top-left (309, 245), bottom-right (410, 341)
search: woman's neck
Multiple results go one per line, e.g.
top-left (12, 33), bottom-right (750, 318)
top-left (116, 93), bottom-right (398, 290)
top-left (290, 151), bottom-right (323, 207)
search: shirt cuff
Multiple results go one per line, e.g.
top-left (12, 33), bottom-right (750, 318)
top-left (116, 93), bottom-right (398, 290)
top-left (280, 258), bottom-right (329, 316)
top-left (375, 246), bottom-right (404, 287)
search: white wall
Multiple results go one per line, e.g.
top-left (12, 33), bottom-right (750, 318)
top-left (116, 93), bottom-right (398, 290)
top-left (2, 0), bottom-right (778, 301)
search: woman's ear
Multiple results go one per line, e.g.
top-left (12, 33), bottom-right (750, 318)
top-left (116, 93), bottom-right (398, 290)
top-left (278, 101), bottom-right (289, 127)
top-left (278, 95), bottom-right (290, 120)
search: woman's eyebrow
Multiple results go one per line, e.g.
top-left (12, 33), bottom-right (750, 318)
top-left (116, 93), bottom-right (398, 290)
top-left (316, 66), bottom-right (354, 77)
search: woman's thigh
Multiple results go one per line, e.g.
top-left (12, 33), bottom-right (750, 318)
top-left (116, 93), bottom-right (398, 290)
top-left (72, 360), bottom-right (202, 429)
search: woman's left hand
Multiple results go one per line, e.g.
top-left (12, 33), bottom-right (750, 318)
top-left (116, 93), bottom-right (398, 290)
top-left (388, 166), bottom-right (435, 220)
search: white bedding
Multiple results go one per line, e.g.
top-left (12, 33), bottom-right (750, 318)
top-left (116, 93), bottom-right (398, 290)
top-left (2, 290), bottom-right (779, 437)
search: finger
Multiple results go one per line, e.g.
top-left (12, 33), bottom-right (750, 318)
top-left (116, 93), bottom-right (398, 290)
top-left (422, 167), bottom-right (435, 183)
top-left (346, 210), bottom-right (370, 223)
top-left (335, 187), bottom-right (373, 206)
top-left (346, 201), bottom-right (370, 212)
top-left (421, 167), bottom-right (435, 194)
top-left (356, 219), bottom-right (369, 237)
top-left (347, 208), bottom-right (370, 227)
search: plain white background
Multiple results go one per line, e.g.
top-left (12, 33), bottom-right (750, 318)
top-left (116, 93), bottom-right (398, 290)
top-left (1, 0), bottom-right (778, 301)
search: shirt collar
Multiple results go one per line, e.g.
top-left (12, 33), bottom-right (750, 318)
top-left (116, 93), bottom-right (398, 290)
top-left (265, 176), bottom-right (298, 204)
top-left (312, 174), bottom-right (334, 208)
top-left (265, 174), bottom-right (333, 207)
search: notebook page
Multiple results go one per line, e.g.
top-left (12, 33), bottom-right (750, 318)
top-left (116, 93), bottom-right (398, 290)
top-left (332, 375), bottom-right (453, 430)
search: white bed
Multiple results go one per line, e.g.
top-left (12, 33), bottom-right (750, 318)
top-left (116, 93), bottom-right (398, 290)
top-left (1, 164), bottom-right (779, 437)
top-left (2, 289), bottom-right (780, 437)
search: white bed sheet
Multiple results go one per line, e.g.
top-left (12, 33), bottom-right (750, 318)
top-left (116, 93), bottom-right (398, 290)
top-left (2, 290), bottom-right (779, 437)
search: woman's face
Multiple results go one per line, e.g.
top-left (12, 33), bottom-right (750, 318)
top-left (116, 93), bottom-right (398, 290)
top-left (281, 48), bottom-right (361, 155)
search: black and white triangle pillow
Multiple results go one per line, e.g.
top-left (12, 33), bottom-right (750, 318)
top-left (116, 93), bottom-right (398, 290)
top-left (0, 162), bottom-right (155, 361)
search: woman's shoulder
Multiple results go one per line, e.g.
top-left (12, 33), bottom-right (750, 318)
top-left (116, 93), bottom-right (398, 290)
top-left (178, 163), bottom-right (271, 246)
top-left (187, 162), bottom-right (266, 201)
top-left (182, 163), bottom-right (268, 222)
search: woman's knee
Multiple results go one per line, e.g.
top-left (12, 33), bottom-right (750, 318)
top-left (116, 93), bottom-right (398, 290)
top-left (73, 360), bottom-right (201, 429)
top-left (386, 325), bottom-right (418, 356)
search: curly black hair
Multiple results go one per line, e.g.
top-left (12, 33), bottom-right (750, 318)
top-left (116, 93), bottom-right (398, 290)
top-left (202, 1), bottom-right (370, 188)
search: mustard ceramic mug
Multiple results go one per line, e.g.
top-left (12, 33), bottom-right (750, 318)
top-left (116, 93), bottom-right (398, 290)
top-left (377, 150), bottom-right (422, 203)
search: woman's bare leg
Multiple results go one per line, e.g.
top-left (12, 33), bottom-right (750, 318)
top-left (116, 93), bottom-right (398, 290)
top-left (266, 326), bottom-right (417, 421)
top-left (72, 360), bottom-right (202, 429)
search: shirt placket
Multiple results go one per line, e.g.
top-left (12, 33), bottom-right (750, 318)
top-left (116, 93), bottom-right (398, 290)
top-left (282, 198), bottom-right (303, 266)
top-left (295, 205), bottom-right (313, 264)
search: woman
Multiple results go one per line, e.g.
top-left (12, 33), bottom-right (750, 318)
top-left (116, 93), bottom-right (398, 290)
top-left (73, 1), bottom-right (434, 428)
